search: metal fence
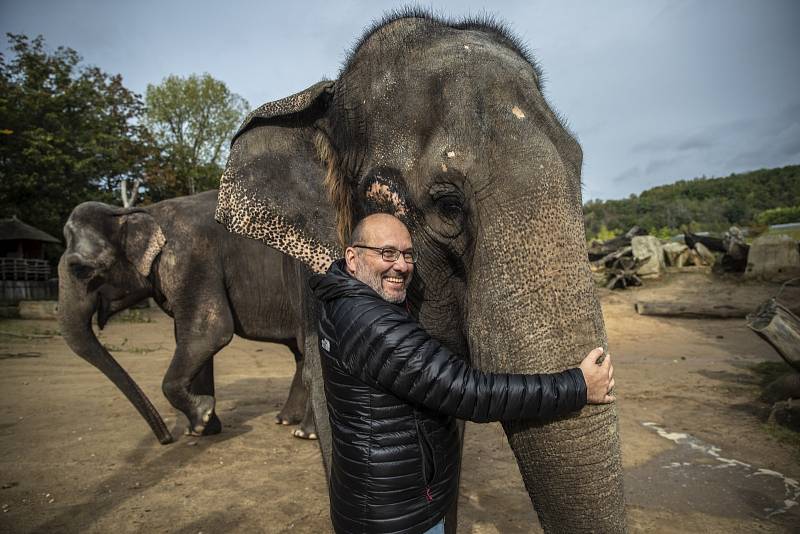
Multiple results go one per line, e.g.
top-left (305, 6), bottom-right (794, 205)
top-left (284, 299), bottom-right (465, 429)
top-left (0, 258), bottom-right (51, 281)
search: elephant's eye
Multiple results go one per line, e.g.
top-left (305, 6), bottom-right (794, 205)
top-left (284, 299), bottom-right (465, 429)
top-left (428, 182), bottom-right (467, 241)
top-left (69, 262), bottom-right (94, 280)
top-left (430, 183), bottom-right (464, 220)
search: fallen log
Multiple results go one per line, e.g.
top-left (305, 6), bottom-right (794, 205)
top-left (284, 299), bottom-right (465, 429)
top-left (591, 246), bottom-right (632, 270)
top-left (606, 256), bottom-right (647, 289)
top-left (588, 226), bottom-right (647, 260)
top-left (684, 230), bottom-right (726, 253)
top-left (747, 298), bottom-right (800, 373)
top-left (634, 301), bottom-right (752, 318)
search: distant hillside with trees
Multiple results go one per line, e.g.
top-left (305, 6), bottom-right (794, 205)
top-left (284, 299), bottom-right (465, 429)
top-left (583, 165), bottom-right (800, 240)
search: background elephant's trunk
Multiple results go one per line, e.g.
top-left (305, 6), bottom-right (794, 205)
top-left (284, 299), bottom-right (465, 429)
top-left (466, 184), bottom-right (625, 531)
top-left (57, 257), bottom-right (173, 444)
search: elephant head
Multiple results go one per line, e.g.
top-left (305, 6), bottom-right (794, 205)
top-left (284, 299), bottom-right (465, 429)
top-left (58, 202), bottom-right (173, 443)
top-left (216, 12), bottom-right (625, 531)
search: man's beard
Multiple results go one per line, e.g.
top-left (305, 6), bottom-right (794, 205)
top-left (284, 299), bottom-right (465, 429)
top-left (354, 262), bottom-right (410, 303)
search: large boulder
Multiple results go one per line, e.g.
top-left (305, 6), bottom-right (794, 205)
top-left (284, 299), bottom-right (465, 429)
top-left (632, 235), bottom-right (664, 277)
top-left (694, 242), bottom-right (716, 266)
top-left (662, 242), bottom-right (688, 266)
top-left (745, 234), bottom-right (800, 282)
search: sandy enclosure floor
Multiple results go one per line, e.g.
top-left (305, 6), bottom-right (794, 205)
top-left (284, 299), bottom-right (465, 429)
top-left (1, 272), bottom-right (798, 533)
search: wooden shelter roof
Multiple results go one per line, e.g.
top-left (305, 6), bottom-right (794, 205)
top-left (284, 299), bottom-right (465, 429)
top-left (0, 216), bottom-right (60, 244)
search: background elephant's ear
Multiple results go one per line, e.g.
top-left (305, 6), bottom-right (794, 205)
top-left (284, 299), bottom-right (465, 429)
top-left (216, 81), bottom-right (341, 274)
top-left (121, 212), bottom-right (165, 277)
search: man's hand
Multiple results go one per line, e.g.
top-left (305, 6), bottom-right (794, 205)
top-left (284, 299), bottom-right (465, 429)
top-left (579, 347), bottom-right (615, 404)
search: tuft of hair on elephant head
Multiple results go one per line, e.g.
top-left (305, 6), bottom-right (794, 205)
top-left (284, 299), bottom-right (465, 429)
top-left (216, 10), bottom-right (625, 532)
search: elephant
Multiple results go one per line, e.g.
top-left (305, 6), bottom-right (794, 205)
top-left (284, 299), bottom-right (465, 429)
top-left (58, 190), bottom-right (317, 444)
top-left (215, 10), bottom-right (626, 533)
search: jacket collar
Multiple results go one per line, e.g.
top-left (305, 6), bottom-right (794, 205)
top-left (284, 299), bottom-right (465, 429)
top-left (310, 258), bottom-right (407, 309)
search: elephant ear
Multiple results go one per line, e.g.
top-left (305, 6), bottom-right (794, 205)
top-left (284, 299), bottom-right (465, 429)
top-left (121, 212), bottom-right (165, 277)
top-left (216, 81), bottom-right (341, 274)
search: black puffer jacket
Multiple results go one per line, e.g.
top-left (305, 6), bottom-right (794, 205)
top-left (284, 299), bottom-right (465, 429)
top-left (310, 259), bottom-right (587, 534)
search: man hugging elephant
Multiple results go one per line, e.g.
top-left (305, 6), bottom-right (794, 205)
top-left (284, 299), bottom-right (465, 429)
top-left (310, 214), bottom-right (615, 534)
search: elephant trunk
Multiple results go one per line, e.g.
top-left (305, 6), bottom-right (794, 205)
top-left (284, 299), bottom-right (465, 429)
top-left (466, 185), bottom-right (625, 531)
top-left (57, 257), bottom-right (173, 444)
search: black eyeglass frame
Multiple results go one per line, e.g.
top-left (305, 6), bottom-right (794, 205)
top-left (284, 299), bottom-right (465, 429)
top-left (352, 244), bottom-right (416, 264)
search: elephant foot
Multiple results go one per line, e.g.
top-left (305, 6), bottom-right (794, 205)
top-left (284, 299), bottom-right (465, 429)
top-left (184, 395), bottom-right (221, 436)
top-left (275, 395), bottom-right (305, 425)
top-left (275, 411), bottom-right (301, 426)
top-left (200, 412), bottom-right (222, 435)
top-left (292, 427), bottom-right (317, 440)
top-left (291, 413), bottom-right (317, 440)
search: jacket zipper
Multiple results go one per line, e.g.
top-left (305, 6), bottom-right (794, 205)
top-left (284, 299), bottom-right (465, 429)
top-left (414, 411), bottom-right (435, 502)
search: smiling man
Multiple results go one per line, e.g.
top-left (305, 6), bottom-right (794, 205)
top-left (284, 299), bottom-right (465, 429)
top-left (310, 213), bottom-right (614, 534)
top-left (347, 214), bottom-right (413, 303)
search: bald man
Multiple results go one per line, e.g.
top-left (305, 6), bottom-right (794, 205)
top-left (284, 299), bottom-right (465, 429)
top-left (310, 213), bottom-right (613, 534)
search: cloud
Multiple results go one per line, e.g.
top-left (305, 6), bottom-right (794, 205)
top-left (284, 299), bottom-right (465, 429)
top-left (775, 130), bottom-right (800, 159)
top-left (645, 157), bottom-right (680, 174)
top-left (676, 135), bottom-right (713, 151)
top-left (725, 124), bottom-right (800, 170)
top-left (631, 138), bottom-right (666, 154)
top-left (612, 165), bottom-right (641, 183)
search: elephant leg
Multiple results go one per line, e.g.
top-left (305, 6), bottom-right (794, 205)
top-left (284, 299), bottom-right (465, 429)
top-left (283, 335), bottom-right (318, 440)
top-left (187, 358), bottom-right (220, 435)
top-left (276, 339), bottom-right (307, 426)
top-left (294, 394), bottom-right (317, 440)
top-left (287, 261), bottom-right (328, 454)
top-left (283, 339), bottom-right (319, 440)
top-left (302, 287), bottom-right (332, 478)
top-left (189, 358), bottom-right (215, 397)
top-left (162, 305), bottom-right (233, 437)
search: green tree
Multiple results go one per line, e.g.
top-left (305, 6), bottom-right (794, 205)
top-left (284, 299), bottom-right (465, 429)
top-left (143, 73), bottom-right (249, 199)
top-left (0, 34), bottom-right (151, 238)
top-left (756, 206), bottom-right (800, 225)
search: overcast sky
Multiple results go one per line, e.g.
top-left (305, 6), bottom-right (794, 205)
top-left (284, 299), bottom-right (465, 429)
top-left (2, 0), bottom-right (798, 201)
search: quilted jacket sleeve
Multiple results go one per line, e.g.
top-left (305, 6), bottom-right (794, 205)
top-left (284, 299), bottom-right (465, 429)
top-left (330, 296), bottom-right (587, 423)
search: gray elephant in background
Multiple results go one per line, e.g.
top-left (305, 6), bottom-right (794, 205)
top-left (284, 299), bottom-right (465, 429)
top-left (216, 10), bottom-right (625, 533)
top-left (58, 190), bottom-right (316, 444)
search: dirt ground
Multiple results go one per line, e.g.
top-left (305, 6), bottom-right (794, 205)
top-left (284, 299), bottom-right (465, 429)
top-left (1, 271), bottom-right (799, 533)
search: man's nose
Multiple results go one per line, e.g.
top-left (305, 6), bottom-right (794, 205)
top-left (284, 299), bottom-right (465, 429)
top-left (393, 256), bottom-right (412, 271)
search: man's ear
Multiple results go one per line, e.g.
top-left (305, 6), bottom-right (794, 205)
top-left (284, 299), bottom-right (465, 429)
top-left (344, 247), bottom-right (358, 274)
top-left (121, 212), bottom-right (165, 277)
top-left (216, 81), bottom-right (342, 274)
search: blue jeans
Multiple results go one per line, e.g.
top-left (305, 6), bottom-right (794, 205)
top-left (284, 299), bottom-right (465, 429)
top-left (424, 519), bottom-right (445, 534)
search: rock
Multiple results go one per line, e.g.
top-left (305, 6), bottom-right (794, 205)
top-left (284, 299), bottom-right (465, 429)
top-left (745, 234), bottom-right (800, 282)
top-left (768, 399), bottom-right (800, 432)
top-left (632, 235), bottom-right (664, 277)
top-left (676, 248), bottom-right (692, 268)
top-left (694, 242), bottom-right (716, 266)
top-left (662, 242), bottom-right (688, 266)
top-left (761, 372), bottom-right (800, 403)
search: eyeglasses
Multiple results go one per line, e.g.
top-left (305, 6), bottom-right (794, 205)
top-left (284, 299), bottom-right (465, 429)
top-left (352, 245), bottom-right (416, 264)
